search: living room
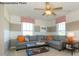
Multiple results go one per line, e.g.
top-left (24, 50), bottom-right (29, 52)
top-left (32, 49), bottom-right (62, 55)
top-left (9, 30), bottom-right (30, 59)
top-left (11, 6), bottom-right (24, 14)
top-left (0, 2), bottom-right (79, 56)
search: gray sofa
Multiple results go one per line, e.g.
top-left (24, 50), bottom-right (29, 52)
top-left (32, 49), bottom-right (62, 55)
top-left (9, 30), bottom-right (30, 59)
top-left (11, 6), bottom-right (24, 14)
top-left (15, 35), bottom-right (46, 51)
top-left (9, 39), bottom-right (26, 50)
top-left (9, 35), bottom-right (66, 51)
top-left (48, 35), bottom-right (66, 50)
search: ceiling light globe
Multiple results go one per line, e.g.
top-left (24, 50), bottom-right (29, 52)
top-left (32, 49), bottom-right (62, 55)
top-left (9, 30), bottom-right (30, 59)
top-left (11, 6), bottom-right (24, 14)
top-left (45, 10), bottom-right (52, 15)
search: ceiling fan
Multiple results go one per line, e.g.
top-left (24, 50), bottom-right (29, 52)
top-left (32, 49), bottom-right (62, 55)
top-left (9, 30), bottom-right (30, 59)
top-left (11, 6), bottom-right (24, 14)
top-left (34, 2), bottom-right (63, 16)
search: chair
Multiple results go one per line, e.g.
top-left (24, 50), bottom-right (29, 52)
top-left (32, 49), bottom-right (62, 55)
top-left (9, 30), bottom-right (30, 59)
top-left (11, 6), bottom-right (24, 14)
top-left (65, 32), bottom-right (76, 55)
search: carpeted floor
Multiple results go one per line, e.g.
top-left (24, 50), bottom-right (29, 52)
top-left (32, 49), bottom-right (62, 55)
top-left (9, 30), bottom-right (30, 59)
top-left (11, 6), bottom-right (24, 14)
top-left (6, 48), bottom-right (79, 56)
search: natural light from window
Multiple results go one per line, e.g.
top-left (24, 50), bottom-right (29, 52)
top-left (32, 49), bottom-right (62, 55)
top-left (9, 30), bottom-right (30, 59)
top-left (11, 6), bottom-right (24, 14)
top-left (22, 22), bottom-right (33, 36)
top-left (57, 22), bottom-right (66, 35)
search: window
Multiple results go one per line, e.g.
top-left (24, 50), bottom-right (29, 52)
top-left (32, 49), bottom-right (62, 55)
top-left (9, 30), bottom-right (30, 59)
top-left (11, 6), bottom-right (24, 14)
top-left (22, 22), bottom-right (33, 36)
top-left (57, 22), bottom-right (66, 35)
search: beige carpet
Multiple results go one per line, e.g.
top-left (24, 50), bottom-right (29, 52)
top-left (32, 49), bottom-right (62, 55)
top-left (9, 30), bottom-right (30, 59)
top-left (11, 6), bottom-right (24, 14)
top-left (7, 48), bottom-right (79, 56)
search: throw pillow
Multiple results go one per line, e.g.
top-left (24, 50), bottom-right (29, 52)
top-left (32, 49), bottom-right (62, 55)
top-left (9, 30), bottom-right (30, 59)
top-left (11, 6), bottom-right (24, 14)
top-left (47, 35), bottom-right (53, 41)
top-left (17, 35), bottom-right (25, 43)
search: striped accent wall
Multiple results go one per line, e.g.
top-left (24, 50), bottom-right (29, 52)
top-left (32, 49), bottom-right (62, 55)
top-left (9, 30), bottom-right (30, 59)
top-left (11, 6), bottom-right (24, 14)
top-left (47, 26), bottom-right (56, 32)
top-left (10, 23), bottom-right (21, 31)
top-left (66, 20), bottom-right (79, 31)
top-left (9, 23), bottom-right (22, 39)
top-left (9, 16), bottom-right (56, 38)
top-left (34, 26), bottom-right (40, 32)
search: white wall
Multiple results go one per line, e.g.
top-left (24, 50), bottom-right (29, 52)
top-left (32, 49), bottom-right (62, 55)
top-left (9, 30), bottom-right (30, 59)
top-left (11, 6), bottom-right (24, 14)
top-left (0, 17), bottom-right (10, 55)
top-left (0, 17), bottom-right (5, 55)
top-left (66, 10), bottom-right (79, 23)
top-left (0, 4), bottom-right (5, 56)
top-left (2, 18), bottom-right (9, 55)
top-left (10, 16), bottom-right (21, 24)
top-left (66, 10), bottom-right (79, 40)
top-left (10, 16), bottom-right (55, 26)
top-left (35, 19), bottom-right (55, 27)
top-left (0, 5), bottom-right (10, 55)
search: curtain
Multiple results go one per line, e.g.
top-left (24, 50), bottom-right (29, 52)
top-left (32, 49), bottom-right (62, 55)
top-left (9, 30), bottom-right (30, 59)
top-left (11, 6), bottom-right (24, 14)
top-left (56, 16), bottom-right (66, 23)
top-left (21, 16), bottom-right (35, 23)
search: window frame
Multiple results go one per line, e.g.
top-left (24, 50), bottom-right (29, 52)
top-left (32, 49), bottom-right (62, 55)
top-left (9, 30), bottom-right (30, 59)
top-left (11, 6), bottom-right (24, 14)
top-left (22, 22), bottom-right (34, 36)
top-left (56, 22), bottom-right (66, 35)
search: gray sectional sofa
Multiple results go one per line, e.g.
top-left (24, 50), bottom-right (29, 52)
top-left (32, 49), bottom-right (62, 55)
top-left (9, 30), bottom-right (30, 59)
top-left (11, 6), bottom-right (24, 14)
top-left (48, 36), bottom-right (66, 50)
top-left (9, 35), bottom-right (66, 51)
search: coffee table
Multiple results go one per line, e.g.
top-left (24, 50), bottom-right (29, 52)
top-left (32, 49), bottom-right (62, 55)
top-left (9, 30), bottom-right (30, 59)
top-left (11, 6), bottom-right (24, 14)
top-left (25, 42), bottom-right (49, 56)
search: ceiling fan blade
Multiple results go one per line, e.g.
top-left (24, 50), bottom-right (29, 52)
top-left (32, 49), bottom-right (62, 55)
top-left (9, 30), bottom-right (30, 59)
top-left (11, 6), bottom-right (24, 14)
top-left (53, 7), bottom-right (63, 10)
top-left (34, 8), bottom-right (44, 10)
top-left (42, 13), bottom-right (45, 15)
top-left (46, 2), bottom-right (50, 5)
top-left (52, 12), bottom-right (56, 15)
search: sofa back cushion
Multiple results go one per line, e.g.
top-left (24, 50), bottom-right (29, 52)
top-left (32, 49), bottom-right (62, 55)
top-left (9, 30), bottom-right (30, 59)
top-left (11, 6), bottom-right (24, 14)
top-left (54, 35), bottom-right (66, 41)
top-left (29, 36), bottom-right (37, 42)
top-left (36, 35), bottom-right (43, 42)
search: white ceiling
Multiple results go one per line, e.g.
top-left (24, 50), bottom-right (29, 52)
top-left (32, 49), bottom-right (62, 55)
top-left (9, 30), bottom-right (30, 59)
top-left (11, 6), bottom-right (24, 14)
top-left (5, 2), bottom-right (79, 20)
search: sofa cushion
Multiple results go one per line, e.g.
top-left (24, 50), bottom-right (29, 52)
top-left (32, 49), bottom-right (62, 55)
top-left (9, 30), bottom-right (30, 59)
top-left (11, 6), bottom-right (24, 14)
top-left (36, 35), bottom-right (43, 42)
top-left (25, 42), bottom-right (36, 47)
top-left (54, 36), bottom-right (66, 41)
top-left (29, 36), bottom-right (37, 42)
top-left (16, 41), bottom-right (26, 46)
top-left (25, 36), bottom-right (30, 42)
top-left (53, 36), bottom-right (58, 41)
top-left (51, 41), bottom-right (61, 45)
top-left (48, 40), bottom-right (62, 49)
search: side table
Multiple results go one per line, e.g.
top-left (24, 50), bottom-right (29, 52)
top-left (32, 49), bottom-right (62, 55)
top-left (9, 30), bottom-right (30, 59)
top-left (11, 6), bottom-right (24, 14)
top-left (63, 42), bottom-right (76, 55)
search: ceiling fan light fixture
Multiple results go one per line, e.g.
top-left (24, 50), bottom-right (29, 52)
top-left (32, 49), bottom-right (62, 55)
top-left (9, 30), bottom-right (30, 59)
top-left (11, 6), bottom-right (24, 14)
top-left (45, 10), bottom-right (52, 15)
top-left (34, 2), bottom-right (62, 16)
top-left (46, 5), bottom-right (51, 9)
